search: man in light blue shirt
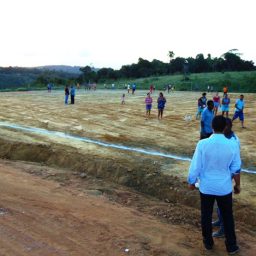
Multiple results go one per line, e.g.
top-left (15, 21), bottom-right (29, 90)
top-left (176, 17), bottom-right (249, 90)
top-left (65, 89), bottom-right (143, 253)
top-left (200, 100), bottom-right (214, 140)
top-left (232, 94), bottom-right (245, 128)
top-left (188, 115), bottom-right (241, 254)
top-left (70, 85), bottom-right (76, 104)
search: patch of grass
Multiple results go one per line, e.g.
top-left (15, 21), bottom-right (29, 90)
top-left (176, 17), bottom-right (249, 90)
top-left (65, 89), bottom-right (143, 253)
top-left (96, 71), bottom-right (256, 93)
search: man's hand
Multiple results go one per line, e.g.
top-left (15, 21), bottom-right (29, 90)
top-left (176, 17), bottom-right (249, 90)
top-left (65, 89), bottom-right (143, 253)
top-left (188, 184), bottom-right (196, 190)
top-left (234, 184), bottom-right (241, 194)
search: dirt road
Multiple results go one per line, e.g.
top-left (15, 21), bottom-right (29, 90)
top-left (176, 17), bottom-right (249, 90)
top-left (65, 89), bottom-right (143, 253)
top-left (0, 160), bottom-right (256, 256)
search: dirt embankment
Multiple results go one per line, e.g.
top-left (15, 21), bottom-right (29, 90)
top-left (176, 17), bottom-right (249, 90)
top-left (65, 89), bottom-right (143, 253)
top-left (2, 159), bottom-right (256, 256)
top-left (0, 137), bottom-right (256, 231)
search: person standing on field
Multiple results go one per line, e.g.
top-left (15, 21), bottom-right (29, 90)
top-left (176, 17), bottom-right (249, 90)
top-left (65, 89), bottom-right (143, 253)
top-left (64, 86), bottom-right (69, 105)
top-left (188, 115), bottom-right (241, 255)
top-left (145, 93), bottom-right (153, 119)
top-left (167, 84), bottom-right (172, 93)
top-left (121, 94), bottom-right (125, 105)
top-left (223, 86), bottom-right (228, 95)
top-left (221, 93), bottom-right (230, 118)
top-left (213, 92), bottom-right (221, 116)
top-left (70, 85), bottom-right (76, 104)
top-left (212, 117), bottom-right (241, 239)
top-left (200, 100), bottom-right (214, 140)
top-left (149, 84), bottom-right (154, 94)
top-left (196, 93), bottom-right (207, 120)
top-left (157, 92), bottom-right (166, 120)
top-left (232, 95), bottom-right (245, 128)
top-left (132, 83), bottom-right (136, 94)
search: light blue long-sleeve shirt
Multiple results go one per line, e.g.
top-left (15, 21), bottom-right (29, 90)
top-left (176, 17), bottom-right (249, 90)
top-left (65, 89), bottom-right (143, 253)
top-left (187, 134), bottom-right (241, 196)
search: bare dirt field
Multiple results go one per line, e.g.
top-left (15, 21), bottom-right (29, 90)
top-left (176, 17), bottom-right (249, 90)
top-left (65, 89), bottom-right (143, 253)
top-left (0, 89), bottom-right (255, 255)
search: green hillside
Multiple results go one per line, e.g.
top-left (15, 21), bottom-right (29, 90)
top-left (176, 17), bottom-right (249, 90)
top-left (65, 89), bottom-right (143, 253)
top-left (99, 71), bottom-right (256, 93)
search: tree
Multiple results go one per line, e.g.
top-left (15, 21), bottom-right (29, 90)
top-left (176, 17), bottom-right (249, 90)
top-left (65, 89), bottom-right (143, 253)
top-left (79, 66), bottom-right (97, 83)
top-left (194, 54), bottom-right (209, 73)
top-left (168, 51), bottom-right (175, 61)
top-left (224, 52), bottom-right (243, 71)
top-left (169, 57), bottom-right (185, 73)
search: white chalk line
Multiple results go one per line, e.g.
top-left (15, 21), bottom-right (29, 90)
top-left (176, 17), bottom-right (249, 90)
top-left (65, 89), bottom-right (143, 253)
top-left (0, 121), bottom-right (255, 174)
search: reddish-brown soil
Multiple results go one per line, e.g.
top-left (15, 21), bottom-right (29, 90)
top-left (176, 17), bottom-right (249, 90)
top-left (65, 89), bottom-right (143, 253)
top-left (1, 159), bottom-right (256, 256)
top-left (0, 90), bottom-right (255, 255)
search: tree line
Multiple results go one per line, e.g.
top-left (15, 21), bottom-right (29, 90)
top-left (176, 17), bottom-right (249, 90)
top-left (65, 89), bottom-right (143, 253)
top-left (0, 67), bottom-right (78, 89)
top-left (78, 49), bottom-right (255, 83)
top-left (0, 49), bottom-right (255, 90)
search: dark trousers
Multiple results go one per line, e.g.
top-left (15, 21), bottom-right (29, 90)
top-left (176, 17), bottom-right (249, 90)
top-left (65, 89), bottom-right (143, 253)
top-left (71, 95), bottom-right (75, 104)
top-left (200, 192), bottom-right (237, 251)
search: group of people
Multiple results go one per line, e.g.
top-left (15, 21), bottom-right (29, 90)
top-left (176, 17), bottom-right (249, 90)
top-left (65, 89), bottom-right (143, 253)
top-left (189, 87), bottom-right (246, 254)
top-left (120, 91), bottom-right (167, 120)
top-left (144, 92), bottom-right (167, 119)
top-left (188, 114), bottom-right (241, 254)
top-left (197, 92), bottom-right (245, 131)
top-left (126, 84), bottom-right (137, 94)
top-left (64, 85), bottom-right (76, 105)
top-left (60, 82), bottom-right (247, 254)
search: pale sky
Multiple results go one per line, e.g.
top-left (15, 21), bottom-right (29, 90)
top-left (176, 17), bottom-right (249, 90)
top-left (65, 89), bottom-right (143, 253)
top-left (0, 0), bottom-right (255, 69)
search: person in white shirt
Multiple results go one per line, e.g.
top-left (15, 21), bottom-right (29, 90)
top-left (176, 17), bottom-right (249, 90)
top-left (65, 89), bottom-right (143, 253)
top-left (187, 115), bottom-right (241, 254)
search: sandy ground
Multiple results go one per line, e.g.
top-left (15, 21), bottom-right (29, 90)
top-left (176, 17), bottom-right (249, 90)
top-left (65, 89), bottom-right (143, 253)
top-left (0, 89), bottom-right (255, 255)
top-left (0, 90), bottom-right (255, 203)
top-left (0, 89), bottom-right (255, 164)
top-left (1, 159), bottom-right (256, 256)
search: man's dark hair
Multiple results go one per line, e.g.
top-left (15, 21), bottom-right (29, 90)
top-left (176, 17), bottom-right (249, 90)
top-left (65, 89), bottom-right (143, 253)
top-left (207, 100), bottom-right (214, 106)
top-left (212, 115), bottom-right (226, 133)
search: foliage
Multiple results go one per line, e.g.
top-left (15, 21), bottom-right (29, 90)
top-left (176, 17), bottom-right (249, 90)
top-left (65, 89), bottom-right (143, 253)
top-left (0, 49), bottom-right (255, 92)
top-left (96, 71), bottom-right (256, 93)
top-left (77, 50), bottom-right (255, 84)
top-left (0, 67), bottom-right (79, 90)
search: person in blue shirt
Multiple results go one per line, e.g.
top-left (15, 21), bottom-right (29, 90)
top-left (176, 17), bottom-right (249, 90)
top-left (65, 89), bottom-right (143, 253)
top-left (70, 85), bottom-right (76, 104)
top-left (132, 84), bottom-right (136, 95)
top-left (188, 115), bottom-right (241, 254)
top-left (157, 92), bottom-right (166, 120)
top-left (232, 95), bottom-right (245, 128)
top-left (200, 100), bottom-right (214, 140)
top-left (47, 83), bottom-right (52, 93)
top-left (221, 93), bottom-right (230, 118)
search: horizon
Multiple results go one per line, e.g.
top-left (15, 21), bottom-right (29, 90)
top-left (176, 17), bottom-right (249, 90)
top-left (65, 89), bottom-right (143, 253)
top-left (1, 0), bottom-right (255, 69)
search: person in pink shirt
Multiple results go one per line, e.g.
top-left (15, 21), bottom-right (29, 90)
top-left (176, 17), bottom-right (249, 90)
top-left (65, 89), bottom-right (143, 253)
top-left (213, 92), bottom-right (221, 116)
top-left (145, 93), bottom-right (153, 119)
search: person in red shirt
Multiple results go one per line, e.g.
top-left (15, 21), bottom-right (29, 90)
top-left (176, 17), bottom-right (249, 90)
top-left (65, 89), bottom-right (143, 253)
top-left (149, 84), bottom-right (154, 94)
